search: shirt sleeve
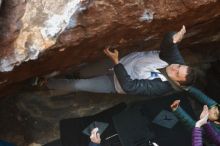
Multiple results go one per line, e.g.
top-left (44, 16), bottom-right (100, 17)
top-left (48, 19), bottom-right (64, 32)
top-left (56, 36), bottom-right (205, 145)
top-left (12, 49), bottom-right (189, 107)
top-left (187, 86), bottom-right (218, 108)
top-left (114, 63), bottom-right (174, 96)
top-left (173, 106), bottom-right (195, 129)
top-left (192, 127), bottom-right (203, 146)
top-left (203, 123), bottom-right (220, 145)
top-left (159, 32), bottom-right (185, 65)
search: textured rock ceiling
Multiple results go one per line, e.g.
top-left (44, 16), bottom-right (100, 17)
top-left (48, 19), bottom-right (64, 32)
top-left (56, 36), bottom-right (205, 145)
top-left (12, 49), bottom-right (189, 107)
top-left (0, 0), bottom-right (220, 96)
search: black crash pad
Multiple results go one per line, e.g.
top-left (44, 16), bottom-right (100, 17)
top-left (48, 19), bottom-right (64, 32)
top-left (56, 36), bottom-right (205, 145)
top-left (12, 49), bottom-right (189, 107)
top-left (113, 93), bottom-right (195, 146)
top-left (60, 103), bottom-right (126, 146)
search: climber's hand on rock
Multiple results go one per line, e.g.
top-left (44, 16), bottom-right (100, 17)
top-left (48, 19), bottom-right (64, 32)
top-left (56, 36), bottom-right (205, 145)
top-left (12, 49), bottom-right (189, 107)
top-left (173, 25), bottom-right (186, 44)
top-left (103, 47), bottom-right (119, 65)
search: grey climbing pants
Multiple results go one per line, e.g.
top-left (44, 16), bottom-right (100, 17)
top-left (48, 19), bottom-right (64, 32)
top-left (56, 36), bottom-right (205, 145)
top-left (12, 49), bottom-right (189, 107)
top-left (47, 75), bottom-right (116, 93)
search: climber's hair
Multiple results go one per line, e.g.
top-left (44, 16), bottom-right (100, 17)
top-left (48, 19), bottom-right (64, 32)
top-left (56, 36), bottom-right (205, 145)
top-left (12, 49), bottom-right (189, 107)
top-left (179, 67), bottom-right (197, 86)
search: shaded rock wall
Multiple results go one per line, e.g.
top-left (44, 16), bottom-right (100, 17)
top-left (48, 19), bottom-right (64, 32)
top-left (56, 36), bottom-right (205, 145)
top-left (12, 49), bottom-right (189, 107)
top-left (0, 90), bottom-right (161, 145)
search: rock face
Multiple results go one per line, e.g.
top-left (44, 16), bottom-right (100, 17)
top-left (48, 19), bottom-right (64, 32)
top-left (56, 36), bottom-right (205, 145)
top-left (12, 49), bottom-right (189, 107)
top-left (0, 0), bottom-right (85, 72)
top-left (0, 0), bottom-right (220, 96)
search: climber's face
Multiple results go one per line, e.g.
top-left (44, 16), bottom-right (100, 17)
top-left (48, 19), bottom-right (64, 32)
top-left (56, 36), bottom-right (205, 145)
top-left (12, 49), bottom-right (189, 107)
top-left (166, 64), bottom-right (189, 85)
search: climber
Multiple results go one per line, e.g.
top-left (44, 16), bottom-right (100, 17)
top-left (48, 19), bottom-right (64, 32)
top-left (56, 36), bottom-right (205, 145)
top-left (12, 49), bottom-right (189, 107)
top-left (45, 25), bottom-right (197, 97)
